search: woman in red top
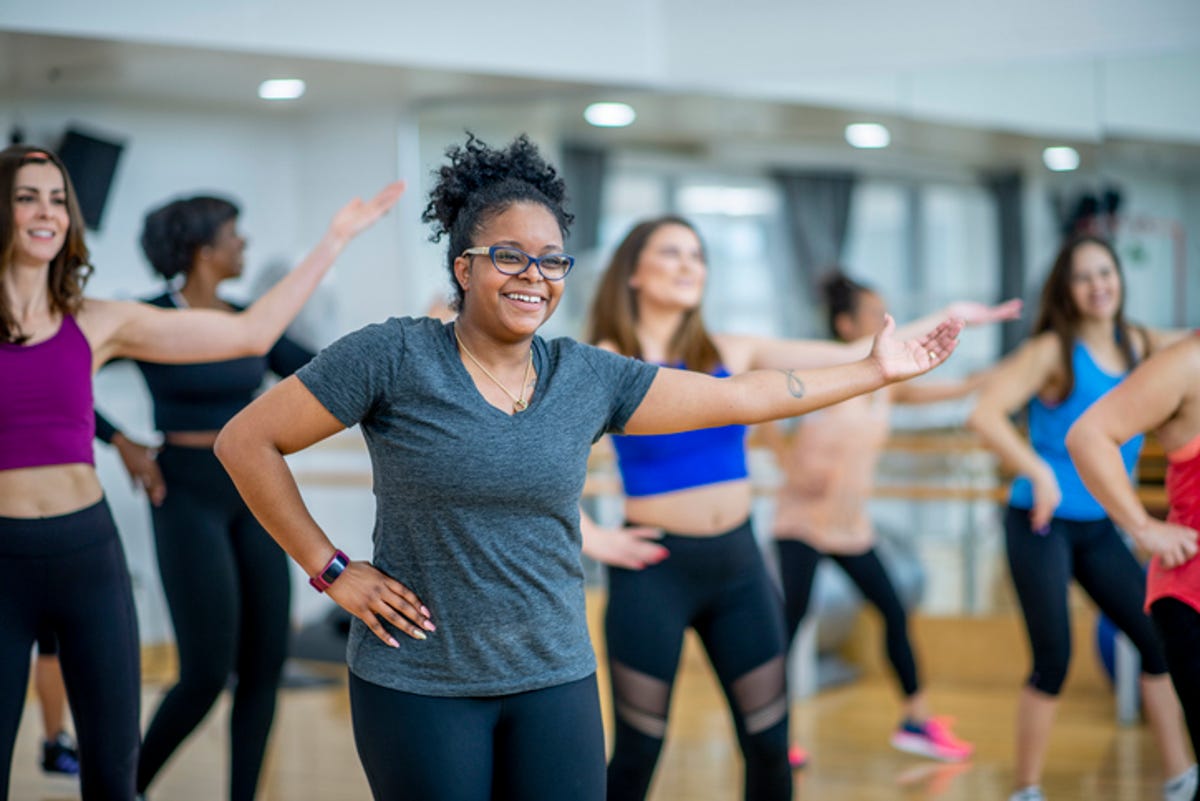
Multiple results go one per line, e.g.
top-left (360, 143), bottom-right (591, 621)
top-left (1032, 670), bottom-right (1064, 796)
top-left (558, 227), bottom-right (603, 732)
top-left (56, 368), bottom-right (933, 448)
top-left (1068, 332), bottom-right (1200, 801)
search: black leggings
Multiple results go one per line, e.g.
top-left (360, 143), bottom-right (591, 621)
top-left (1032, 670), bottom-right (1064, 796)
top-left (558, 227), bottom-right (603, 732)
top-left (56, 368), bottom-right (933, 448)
top-left (349, 671), bottom-right (606, 801)
top-left (138, 445), bottom-right (291, 801)
top-left (775, 540), bottom-right (920, 697)
top-left (1151, 597), bottom-right (1200, 792)
top-left (0, 500), bottom-right (140, 801)
top-left (605, 520), bottom-right (790, 801)
top-left (1004, 506), bottom-right (1168, 695)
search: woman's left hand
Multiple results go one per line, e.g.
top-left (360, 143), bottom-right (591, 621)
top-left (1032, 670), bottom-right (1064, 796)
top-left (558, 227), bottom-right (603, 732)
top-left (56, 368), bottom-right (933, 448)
top-left (325, 181), bottom-right (406, 246)
top-left (870, 315), bottom-right (964, 383)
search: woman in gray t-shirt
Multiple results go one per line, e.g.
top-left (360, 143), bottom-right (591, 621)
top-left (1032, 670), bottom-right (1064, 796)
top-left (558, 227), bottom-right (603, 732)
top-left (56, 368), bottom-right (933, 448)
top-left (215, 133), bottom-right (964, 801)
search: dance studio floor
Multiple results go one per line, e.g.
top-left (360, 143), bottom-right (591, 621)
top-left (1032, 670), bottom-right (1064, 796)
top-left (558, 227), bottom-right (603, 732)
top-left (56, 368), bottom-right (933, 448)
top-left (10, 616), bottom-right (1173, 801)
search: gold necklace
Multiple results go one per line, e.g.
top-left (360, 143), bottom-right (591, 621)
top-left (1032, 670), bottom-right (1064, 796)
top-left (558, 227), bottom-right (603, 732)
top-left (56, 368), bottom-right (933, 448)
top-left (454, 329), bottom-right (534, 413)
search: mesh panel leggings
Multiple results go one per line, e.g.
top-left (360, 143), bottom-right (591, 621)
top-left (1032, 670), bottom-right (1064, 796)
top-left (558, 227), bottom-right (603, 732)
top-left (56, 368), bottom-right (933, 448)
top-left (775, 539), bottom-right (919, 697)
top-left (0, 500), bottom-right (140, 801)
top-left (605, 520), bottom-right (791, 801)
top-left (137, 445), bottom-right (291, 801)
top-left (1151, 597), bottom-right (1200, 798)
top-left (349, 672), bottom-right (606, 801)
top-left (1004, 505), bottom-right (1168, 695)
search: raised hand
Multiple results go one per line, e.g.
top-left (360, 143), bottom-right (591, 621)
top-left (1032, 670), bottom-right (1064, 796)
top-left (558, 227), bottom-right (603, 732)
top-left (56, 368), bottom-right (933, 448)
top-left (944, 298), bottom-right (1023, 327)
top-left (869, 315), bottom-right (964, 383)
top-left (327, 181), bottom-right (406, 245)
top-left (1132, 519), bottom-right (1199, 569)
top-left (327, 560), bottom-right (435, 647)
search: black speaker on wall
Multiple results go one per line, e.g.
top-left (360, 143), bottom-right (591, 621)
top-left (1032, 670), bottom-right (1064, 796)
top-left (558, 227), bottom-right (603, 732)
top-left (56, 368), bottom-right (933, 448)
top-left (57, 127), bottom-right (125, 231)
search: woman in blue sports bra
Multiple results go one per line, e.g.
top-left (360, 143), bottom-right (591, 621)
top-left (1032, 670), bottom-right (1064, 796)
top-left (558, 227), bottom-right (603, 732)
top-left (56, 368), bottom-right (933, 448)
top-left (968, 235), bottom-right (1195, 801)
top-left (585, 216), bottom-right (1016, 801)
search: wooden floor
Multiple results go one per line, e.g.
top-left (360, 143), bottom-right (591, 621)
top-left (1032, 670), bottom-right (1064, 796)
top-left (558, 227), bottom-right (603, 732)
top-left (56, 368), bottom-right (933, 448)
top-left (9, 614), bottom-right (1178, 801)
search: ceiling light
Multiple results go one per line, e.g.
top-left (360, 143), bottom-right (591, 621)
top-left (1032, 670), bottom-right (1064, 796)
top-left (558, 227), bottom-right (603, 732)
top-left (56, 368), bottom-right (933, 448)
top-left (1042, 146), bottom-right (1080, 172)
top-left (258, 79), bottom-right (306, 101)
top-left (584, 102), bottom-right (636, 128)
top-left (845, 123), bottom-right (890, 149)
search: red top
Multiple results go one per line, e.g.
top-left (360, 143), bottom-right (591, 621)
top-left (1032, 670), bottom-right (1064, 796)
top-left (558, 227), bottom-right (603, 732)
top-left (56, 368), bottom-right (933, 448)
top-left (0, 315), bottom-right (95, 471)
top-left (1147, 429), bottom-right (1200, 614)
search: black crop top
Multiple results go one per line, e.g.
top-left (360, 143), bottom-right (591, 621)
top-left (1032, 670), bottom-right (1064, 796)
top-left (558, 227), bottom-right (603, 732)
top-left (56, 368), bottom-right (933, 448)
top-left (95, 292), bottom-right (314, 439)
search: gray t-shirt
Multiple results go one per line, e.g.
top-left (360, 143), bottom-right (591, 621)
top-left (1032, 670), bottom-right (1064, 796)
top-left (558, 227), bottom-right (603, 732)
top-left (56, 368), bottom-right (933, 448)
top-left (296, 316), bottom-right (658, 696)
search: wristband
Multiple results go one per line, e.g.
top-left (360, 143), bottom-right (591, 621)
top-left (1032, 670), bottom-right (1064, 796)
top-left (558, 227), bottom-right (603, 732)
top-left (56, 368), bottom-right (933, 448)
top-left (309, 550), bottom-right (350, 593)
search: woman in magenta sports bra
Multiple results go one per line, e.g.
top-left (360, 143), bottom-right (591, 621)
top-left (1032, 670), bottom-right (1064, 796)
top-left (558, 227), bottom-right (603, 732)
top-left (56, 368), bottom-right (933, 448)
top-left (584, 216), bottom-right (1017, 801)
top-left (1069, 332), bottom-right (1200, 801)
top-left (968, 235), bottom-right (1194, 801)
top-left (0, 144), bottom-right (401, 801)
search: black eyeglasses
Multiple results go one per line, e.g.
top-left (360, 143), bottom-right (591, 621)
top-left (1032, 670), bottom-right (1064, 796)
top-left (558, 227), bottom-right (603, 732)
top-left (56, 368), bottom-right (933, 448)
top-left (461, 245), bottom-right (575, 281)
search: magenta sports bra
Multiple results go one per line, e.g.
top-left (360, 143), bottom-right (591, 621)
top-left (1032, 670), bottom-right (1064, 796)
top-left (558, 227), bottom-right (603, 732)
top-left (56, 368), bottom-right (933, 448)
top-left (0, 315), bottom-right (95, 471)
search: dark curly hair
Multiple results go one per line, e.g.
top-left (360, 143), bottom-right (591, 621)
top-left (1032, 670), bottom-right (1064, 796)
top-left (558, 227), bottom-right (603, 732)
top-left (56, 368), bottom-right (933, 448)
top-left (421, 133), bottom-right (573, 310)
top-left (0, 145), bottom-right (93, 344)
top-left (819, 270), bottom-right (874, 341)
top-left (140, 195), bottom-right (240, 281)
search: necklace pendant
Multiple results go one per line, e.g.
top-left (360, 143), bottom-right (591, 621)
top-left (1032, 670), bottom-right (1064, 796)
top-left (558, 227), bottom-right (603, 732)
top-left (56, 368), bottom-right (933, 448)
top-left (513, 399), bottom-right (529, 412)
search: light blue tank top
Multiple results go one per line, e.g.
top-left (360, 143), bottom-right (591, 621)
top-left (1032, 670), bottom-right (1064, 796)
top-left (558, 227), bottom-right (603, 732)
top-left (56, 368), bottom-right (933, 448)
top-left (1009, 341), bottom-right (1142, 521)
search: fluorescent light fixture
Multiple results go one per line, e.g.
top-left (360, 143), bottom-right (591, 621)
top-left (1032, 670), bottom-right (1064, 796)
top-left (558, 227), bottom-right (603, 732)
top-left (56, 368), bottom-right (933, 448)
top-left (1042, 146), bottom-right (1080, 172)
top-left (845, 123), bottom-right (890, 149)
top-left (258, 79), bottom-right (306, 101)
top-left (584, 102), bottom-right (636, 128)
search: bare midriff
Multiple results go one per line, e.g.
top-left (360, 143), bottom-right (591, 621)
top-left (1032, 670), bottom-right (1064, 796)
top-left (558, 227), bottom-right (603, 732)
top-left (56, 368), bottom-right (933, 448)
top-left (623, 479), bottom-right (753, 536)
top-left (163, 430), bottom-right (221, 449)
top-left (0, 463), bottom-right (104, 518)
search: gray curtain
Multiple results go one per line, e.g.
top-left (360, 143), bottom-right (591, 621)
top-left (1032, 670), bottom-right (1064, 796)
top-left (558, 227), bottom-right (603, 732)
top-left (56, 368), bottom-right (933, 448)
top-left (560, 143), bottom-right (607, 253)
top-left (771, 169), bottom-right (857, 302)
top-left (982, 170), bottom-right (1027, 355)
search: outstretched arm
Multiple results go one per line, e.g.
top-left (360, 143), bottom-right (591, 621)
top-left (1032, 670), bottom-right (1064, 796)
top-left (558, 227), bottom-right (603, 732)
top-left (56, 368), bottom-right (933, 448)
top-left (892, 366), bottom-right (996, 405)
top-left (215, 375), bottom-right (434, 646)
top-left (1067, 339), bottom-right (1200, 567)
top-left (625, 316), bottom-right (963, 435)
top-left (85, 182), bottom-right (404, 368)
top-left (724, 298), bottom-right (1021, 372)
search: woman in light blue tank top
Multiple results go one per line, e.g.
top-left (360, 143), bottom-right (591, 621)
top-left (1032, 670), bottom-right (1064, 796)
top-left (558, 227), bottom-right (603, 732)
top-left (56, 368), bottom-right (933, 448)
top-left (584, 216), bottom-right (1018, 801)
top-left (968, 235), bottom-right (1195, 801)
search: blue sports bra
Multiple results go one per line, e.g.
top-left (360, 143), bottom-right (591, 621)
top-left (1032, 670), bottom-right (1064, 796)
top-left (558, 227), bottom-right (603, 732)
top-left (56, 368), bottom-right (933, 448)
top-left (610, 364), bottom-right (748, 497)
top-left (1009, 341), bottom-right (1143, 521)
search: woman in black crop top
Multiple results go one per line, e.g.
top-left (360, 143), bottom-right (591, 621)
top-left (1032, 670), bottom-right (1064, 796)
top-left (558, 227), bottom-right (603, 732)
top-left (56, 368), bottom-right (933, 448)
top-left (95, 195), bottom-right (316, 801)
top-left (0, 144), bottom-right (401, 801)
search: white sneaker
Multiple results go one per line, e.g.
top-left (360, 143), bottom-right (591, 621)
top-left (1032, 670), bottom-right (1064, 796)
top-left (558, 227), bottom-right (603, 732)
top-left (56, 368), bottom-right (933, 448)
top-left (1164, 764), bottom-right (1198, 801)
top-left (1008, 788), bottom-right (1045, 801)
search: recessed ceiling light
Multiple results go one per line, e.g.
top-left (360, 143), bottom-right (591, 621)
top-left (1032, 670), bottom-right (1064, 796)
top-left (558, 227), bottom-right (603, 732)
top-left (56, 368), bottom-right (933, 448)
top-left (1042, 146), bottom-right (1080, 172)
top-left (845, 123), bottom-right (890, 149)
top-left (258, 79), bottom-right (306, 101)
top-left (584, 102), bottom-right (636, 128)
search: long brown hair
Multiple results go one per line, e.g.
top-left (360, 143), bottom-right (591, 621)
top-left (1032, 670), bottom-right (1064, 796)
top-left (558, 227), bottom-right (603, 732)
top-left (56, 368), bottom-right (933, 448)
top-left (1033, 235), bottom-right (1144, 401)
top-left (586, 216), bottom-right (720, 372)
top-left (0, 145), bottom-right (92, 343)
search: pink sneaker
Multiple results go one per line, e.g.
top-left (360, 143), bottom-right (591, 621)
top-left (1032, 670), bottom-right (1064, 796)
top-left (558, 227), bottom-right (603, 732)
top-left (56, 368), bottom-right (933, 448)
top-left (788, 744), bottom-right (810, 770)
top-left (889, 717), bottom-right (973, 762)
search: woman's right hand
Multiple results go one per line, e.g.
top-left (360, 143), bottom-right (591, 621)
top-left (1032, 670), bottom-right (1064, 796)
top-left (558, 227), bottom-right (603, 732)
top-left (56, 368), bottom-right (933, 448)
top-left (326, 561), bottom-right (435, 647)
top-left (1029, 467), bottom-right (1062, 533)
top-left (325, 181), bottom-right (406, 246)
top-left (1131, 519), bottom-right (1199, 569)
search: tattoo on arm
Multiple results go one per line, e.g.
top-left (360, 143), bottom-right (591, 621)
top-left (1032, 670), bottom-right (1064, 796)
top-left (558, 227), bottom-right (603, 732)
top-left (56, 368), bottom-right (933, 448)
top-left (779, 370), bottom-right (806, 399)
